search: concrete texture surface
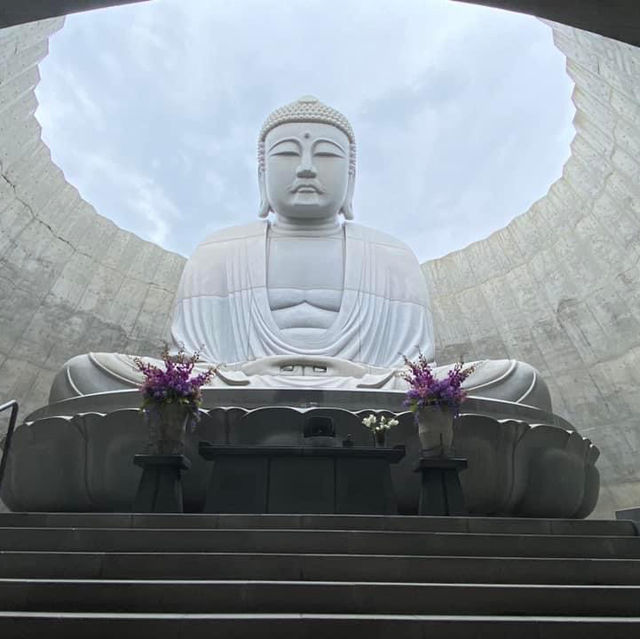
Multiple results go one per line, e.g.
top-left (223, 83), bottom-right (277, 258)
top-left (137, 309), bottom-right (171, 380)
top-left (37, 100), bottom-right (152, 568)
top-left (0, 17), bottom-right (186, 422)
top-left (0, 15), bottom-right (639, 518)
top-left (422, 24), bottom-right (640, 518)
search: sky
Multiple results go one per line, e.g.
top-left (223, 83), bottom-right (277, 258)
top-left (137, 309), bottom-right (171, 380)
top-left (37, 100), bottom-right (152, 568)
top-left (35, 0), bottom-right (575, 263)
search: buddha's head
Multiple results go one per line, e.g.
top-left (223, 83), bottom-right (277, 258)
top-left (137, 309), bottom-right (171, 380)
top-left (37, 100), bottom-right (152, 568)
top-left (258, 96), bottom-right (356, 221)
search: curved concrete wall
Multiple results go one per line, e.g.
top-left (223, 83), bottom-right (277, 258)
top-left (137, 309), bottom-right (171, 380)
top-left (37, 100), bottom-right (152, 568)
top-left (0, 16), bottom-right (639, 517)
top-left (0, 18), bottom-right (185, 420)
top-left (424, 22), bottom-right (640, 517)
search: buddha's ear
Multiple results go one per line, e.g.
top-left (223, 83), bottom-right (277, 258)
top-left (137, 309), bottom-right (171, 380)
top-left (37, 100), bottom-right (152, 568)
top-left (258, 170), bottom-right (271, 218)
top-left (340, 172), bottom-right (355, 220)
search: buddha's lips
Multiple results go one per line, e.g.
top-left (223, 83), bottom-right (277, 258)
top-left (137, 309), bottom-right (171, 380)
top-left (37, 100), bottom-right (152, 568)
top-left (288, 181), bottom-right (324, 194)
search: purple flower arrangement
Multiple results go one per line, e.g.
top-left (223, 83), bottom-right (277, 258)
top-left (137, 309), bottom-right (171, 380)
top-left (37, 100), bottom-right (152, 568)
top-left (134, 346), bottom-right (215, 416)
top-left (402, 351), bottom-right (475, 415)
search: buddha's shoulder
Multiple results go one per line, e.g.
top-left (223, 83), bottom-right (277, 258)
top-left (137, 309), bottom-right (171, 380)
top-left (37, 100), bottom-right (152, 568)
top-left (198, 221), bottom-right (267, 248)
top-left (346, 222), bottom-right (415, 254)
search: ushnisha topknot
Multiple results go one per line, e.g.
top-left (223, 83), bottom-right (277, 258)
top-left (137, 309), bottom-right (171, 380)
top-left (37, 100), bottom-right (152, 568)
top-left (259, 95), bottom-right (355, 143)
top-left (258, 95), bottom-right (356, 176)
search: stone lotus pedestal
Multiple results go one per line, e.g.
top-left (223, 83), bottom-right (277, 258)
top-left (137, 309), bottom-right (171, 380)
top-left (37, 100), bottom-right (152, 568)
top-left (453, 413), bottom-right (600, 518)
top-left (1, 389), bottom-right (600, 517)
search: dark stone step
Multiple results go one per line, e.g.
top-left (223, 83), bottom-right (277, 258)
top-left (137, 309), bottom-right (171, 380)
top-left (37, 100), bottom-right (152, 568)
top-left (0, 612), bottom-right (639, 639)
top-left (0, 513), bottom-right (634, 536)
top-left (1, 579), bottom-right (640, 616)
top-left (1, 551), bottom-right (639, 585)
top-left (0, 528), bottom-right (638, 558)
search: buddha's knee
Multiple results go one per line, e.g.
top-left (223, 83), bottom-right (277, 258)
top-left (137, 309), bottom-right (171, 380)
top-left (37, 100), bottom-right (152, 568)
top-left (462, 359), bottom-right (552, 412)
top-left (49, 353), bottom-right (142, 403)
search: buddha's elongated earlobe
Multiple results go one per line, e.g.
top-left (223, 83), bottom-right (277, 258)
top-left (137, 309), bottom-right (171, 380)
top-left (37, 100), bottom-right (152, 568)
top-left (258, 170), bottom-right (271, 218)
top-left (340, 172), bottom-right (355, 220)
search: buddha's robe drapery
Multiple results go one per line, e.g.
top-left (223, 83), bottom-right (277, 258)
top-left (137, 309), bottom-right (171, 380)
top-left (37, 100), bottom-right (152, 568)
top-left (171, 220), bottom-right (434, 369)
top-left (49, 220), bottom-right (551, 409)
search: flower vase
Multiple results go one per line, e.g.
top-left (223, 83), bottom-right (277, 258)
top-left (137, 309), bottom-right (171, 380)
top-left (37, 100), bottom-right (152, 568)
top-left (144, 402), bottom-right (193, 455)
top-left (417, 405), bottom-right (454, 457)
top-left (374, 430), bottom-right (387, 447)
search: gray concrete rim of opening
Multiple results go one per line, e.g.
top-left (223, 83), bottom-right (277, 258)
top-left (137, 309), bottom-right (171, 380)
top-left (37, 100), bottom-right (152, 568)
top-left (0, 0), bottom-right (639, 47)
top-left (0, 0), bottom-right (149, 30)
top-left (455, 0), bottom-right (640, 47)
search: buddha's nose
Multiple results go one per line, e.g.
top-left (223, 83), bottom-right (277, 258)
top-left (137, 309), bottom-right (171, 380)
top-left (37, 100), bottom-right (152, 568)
top-left (296, 151), bottom-right (316, 178)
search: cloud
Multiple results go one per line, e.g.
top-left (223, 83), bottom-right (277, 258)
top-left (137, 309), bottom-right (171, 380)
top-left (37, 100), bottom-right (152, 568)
top-left (35, 61), bottom-right (105, 133)
top-left (35, 0), bottom-right (574, 262)
top-left (44, 148), bottom-right (183, 250)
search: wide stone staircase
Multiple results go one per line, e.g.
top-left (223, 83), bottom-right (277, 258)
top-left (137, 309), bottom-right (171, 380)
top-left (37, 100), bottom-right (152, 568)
top-left (0, 513), bottom-right (638, 637)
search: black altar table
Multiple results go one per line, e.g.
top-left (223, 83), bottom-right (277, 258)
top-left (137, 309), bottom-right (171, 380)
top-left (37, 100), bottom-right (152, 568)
top-left (198, 442), bottom-right (405, 515)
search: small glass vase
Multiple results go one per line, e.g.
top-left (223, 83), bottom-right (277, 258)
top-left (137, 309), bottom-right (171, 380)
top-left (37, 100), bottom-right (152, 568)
top-left (144, 402), bottom-right (193, 455)
top-left (373, 429), bottom-right (387, 447)
top-left (416, 405), bottom-right (454, 457)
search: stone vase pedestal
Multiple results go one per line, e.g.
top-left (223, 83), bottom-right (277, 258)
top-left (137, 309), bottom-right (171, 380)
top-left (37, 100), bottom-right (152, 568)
top-left (414, 457), bottom-right (467, 516)
top-left (133, 454), bottom-right (191, 513)
top-left (416, 406), bottom-right (454, 456)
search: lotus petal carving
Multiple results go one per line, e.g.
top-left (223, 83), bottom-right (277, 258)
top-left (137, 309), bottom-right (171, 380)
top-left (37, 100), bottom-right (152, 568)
top-left (1, 408), bottom-right (598, 518)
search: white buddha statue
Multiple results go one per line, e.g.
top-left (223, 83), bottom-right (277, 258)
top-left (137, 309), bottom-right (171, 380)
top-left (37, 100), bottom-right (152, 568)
top-left (50, 96), bottom-right (551, 411)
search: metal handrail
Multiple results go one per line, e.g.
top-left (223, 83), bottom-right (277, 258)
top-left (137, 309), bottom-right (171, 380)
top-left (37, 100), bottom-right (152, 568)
top-left (0, 400), bottom-right (18, 490)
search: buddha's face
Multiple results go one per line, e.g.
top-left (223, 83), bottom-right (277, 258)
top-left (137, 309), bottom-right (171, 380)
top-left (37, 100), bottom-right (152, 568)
top-left (264, 122), bottom-right (350, 221)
